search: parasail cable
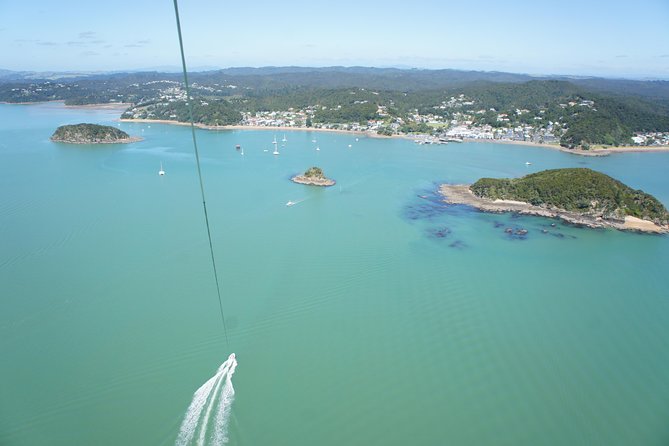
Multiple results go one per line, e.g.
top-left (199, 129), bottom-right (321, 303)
top-left (172, 0), bottom-right (230, 348)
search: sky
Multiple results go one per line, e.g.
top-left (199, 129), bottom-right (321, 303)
top-left (1, 0), bottom-right (668, 78)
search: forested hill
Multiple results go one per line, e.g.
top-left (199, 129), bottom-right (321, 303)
top-left (471, 168), bottom-right (669, 225)
top-left (2, 67), bottom-right (669, 147)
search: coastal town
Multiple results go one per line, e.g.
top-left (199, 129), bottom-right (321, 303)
top-left (3, 72), bottom-right (669, 150)
top-left (118, 83), bottom-right (669, 148)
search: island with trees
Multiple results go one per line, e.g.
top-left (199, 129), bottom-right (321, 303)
top-left (50, 123), bottom-right (141, 144)
top-left (291, 166), bottom-right (335, 187)
top-left (440, 168), bottom-right (669, 233)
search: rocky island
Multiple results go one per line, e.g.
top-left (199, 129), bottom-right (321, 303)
top-left (291, 166), bottom-right (336, 187)
top-left (51, 123), bottom-right (141, 144)
top-left (440, 168), bottom-right (669, 233)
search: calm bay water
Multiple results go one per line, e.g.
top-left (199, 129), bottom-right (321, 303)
top-left (1, 103), bottom-right (669, 445)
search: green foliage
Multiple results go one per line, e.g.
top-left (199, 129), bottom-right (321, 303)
top-left (399, 121), bottom-right (432, 134)
top-left (376, 126), bottom-right (393, 136)
top-left (559, 96), bottom-right (669, 147)
top-left (304, 166), bottom-right (324, 178)
top-left (462, 80), bottom-right (581, 110)
top-left (560, 110), bottom-right (632, 147)
top-left (5, 69), bottom-right (669, 145)
top-left (312, 101), bottom-right (378, 124)
top-left (51, 123), bottom-right (130, 142)
top-left (471, 168), bottom-right (669, 224)
top-left (124, 99), bottom-right (242, 126)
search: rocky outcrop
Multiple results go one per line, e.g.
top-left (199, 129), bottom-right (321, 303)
top-left (291, 167), bottom-right (335, 187)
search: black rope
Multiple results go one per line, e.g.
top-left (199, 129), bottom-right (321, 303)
top-left (172, 0), bottom-right (230, 349)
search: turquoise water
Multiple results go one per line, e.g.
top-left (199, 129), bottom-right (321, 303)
top-left (1, 102), bottom-right (669, 445)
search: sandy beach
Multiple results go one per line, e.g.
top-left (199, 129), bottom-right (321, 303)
top-left (439, 183), bottom-right (668, 234)
top-left (121, 118), bottom-right (669, 155)
top-left (3, 102), bottom-right (669, 155)
top-left (118, 118), bottom-right (386, 138)
top-left (4, 102), bottom-right (666, 155)
top-left (464, 138), bottom-right (669, 156)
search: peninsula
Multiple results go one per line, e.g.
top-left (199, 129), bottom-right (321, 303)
top-left (51, 123), bottom-right (141, 144)
top-left (440, 168), bottom-right (669, 233)
top-left (291, 167), bottom-right (336, 187)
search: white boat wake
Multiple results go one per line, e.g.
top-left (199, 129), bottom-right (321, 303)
top-left (286, 198), bottom-right (306, 207)
top-left (176, 353), bottom-right (238, 446)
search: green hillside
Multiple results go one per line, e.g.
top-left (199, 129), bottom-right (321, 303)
top-left (51, 123), bottom-right (131, 143)
top-left (470, 168), bottom-right (669, 224)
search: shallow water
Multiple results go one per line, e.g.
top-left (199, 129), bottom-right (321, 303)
top-left (1, 103), bottom-right (668, 445)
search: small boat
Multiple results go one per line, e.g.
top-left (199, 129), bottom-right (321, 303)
top-left (525, 161), bottom-right (532, 165)
top-left (282, 134), bottom-right (287, 142)
top-left (316, 146), bottom-right (320, 151)
top-left (240, 147), bottom-right (244, 156)
top-left (235, 144), bottom-right (241, 150)
top-left (418, 195), bottom-right (428, 199)
top-left (286, 201), bottom-right (296, 206)
top-left (348, 144), bottom-right (352, 148)
top-left (355, 138), bottom-right (359, 142)
top-left (273, 136), bottom-right (280, 155)
top-left (158, 162), bottom-right (165, 176)
top-left (263, 149), bottom-right (268, 152)
top-left (311, 139), bottom-right (317, 143)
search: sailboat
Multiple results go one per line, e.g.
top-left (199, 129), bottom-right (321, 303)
top-left (272, 136), bottom-right (280, 155)
top-left (158, 162), bottom-right (165, 176)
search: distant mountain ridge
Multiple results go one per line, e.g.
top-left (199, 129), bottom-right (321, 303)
top-left (1, 66), bottom-right (668, 100)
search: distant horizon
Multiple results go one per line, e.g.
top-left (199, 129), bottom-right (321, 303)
top-left (2, 65), bottom-right (669, 82)
top-left (2, 0), bottom-right (667, 79)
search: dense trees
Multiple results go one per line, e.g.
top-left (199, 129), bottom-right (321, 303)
top-left (4, 69), bottom-right (669, 144)
top-left (123, 99), bottom-right (242, 126)
top-left (51, 123), bottom-right (131, 143)
top-left (304, 166), bottom-right (324, 178)
top-left (312, 101), bottom-right (378, 124)
top-left (471, 168), bottom-right (669, 223)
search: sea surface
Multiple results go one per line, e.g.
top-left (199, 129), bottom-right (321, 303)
top-left (1, 102), bottom-right (669, 446)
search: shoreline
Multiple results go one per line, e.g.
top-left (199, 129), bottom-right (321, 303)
top-left (64, 102), bottom-right (132, 110)
top-left (290, 175), bottom-right (336, 187)
top-left (120, 118), bottom-right (669, 154)
top-left (118, 118), bottom-right (391, 138)
top-left (1, 100), bottom-right (131, 110)
top-left (4, 104), bottom-right (666, 155)
top-left (463, 138), bottom-right (669, 156)
top-left (439, 184), bottom-right (668, 234)
top-left (50, 136), bottom-right (143, 144)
